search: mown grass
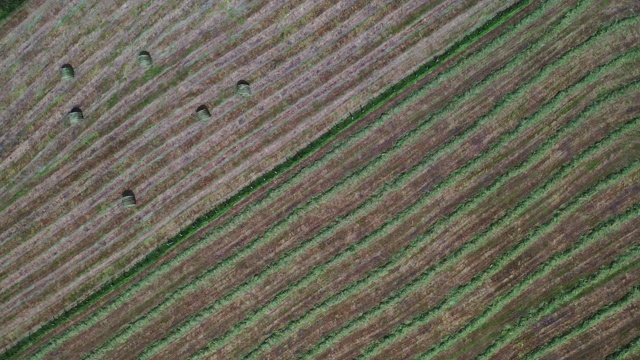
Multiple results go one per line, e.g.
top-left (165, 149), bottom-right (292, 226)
top-left (479, 242), bottom-right (640, 359)
top-left (3, 0), bottom-right (448, 290)
top-left (526, 285), bottom-right (640, 359)
top-left (417, 183), bottom-right (640, 360)
top-left (0, 1), bottom-right (535, 358)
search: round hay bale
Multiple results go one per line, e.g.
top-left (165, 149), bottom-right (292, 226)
top-left (138, 51), bottom-right (152, 67)
top-left (61, 64), bottom-right (74, 80)
top-left (196, 105), bottom-right (212, 121)
top-left (68, 107), bottom-right (84, 125)
top-left (122, 190), bottom-right (136, 208)
top-left (236, 80), bottom-right (251, 97)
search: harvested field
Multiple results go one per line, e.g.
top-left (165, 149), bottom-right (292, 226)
top-left (1, 0), bottom-right (639, 358)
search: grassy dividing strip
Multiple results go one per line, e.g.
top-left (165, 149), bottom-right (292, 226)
top-left (422, 194), bottom-right (640, 359)
top-left (0, 1), bottom-right (534, 358)
top-left (607, 335), bottom-right (640, 360)
top-left (526, 285), bottom-right (640, 359)
top-left (479, 241), bottom-right (640, 359)
top-left (312, 98), bottom-right (640, 360)
top-left (89, 7), bottom-right (547, 356)
top-left (218, 25), bottom-right (636, 360)
top-left (27, 2), bottom-right (532, 356)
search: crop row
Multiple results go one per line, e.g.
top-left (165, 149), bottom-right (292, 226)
top-left (258, 26), bottom-right (640, 358)
top-left (368, 138), bottom-right (639, 360)
top-left (9, 1), bottom-right (533, 358)
top-left (526, 285), bottom-right (640, 359)
top-left (304, 87), bottom-right (640, 360)
top-left (308, 67), bottom-right (640, 358)
top-left (479, 240), bottom-right (640, 359)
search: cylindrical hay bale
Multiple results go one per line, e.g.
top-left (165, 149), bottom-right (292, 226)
top-left (122, 190), bottom-right (136, 208)
top-left (236, 80), bottom-right (251, 97)
top-left (61, 64), bottom-right (74, 80)
top-left (196, 105), bottom-right (212, 121)
top-left (68, 107), bottom-right (84, 125)
top-left (138, 51), bottom-right (152, 67)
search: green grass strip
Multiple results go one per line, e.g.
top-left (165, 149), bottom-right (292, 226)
top-left (242, 29), bottom-right (636, 360)
top-left (249, 103), bottom-right (640, 360)
top-left (0, 0), bottom-right (535, 358)
top-left (525, 285), bottom-right (640, 359)
top-left (356, 80), bottom-right (640, 358)
top-left (405, 158), bottom-right (640, 358)
top-left (479, 243), bottom-right (640, 360)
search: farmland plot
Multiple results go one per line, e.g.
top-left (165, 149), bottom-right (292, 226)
top-left (1, 0), bottom-right (639, 358)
